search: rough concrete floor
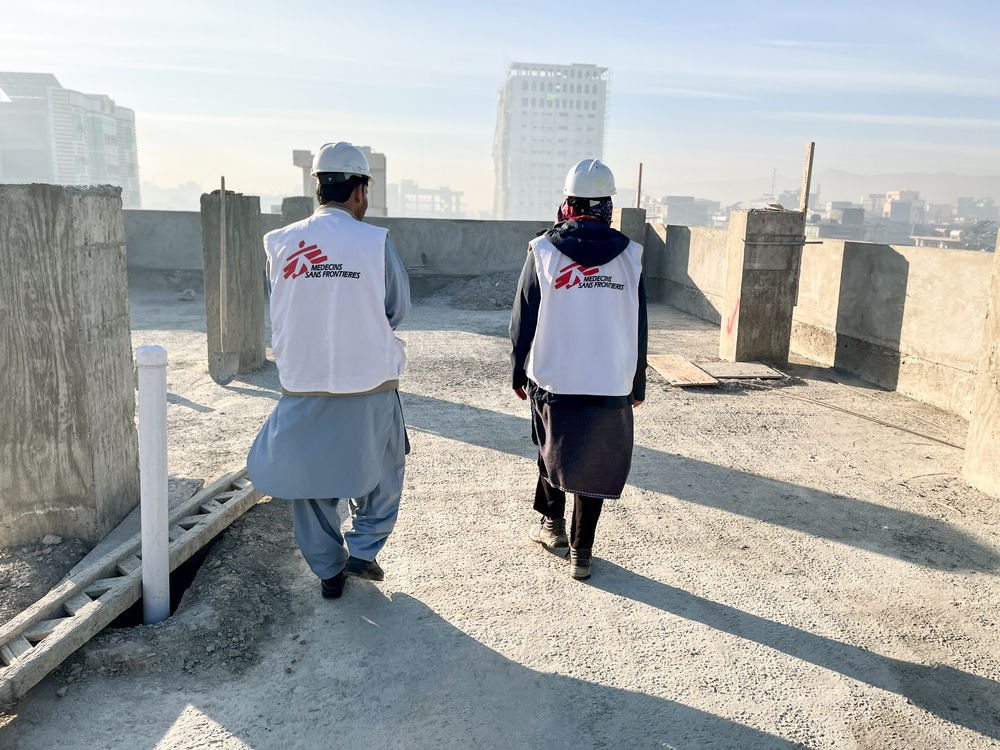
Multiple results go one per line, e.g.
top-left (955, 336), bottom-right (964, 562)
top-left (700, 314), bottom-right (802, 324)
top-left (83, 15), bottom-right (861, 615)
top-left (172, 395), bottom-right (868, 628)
top-left (2, 289), bottom-right (999, 749)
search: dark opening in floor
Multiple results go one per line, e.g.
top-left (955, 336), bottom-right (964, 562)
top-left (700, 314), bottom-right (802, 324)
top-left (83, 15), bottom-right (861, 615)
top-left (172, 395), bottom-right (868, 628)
top-left (109, 538), bottom-right (218, 628)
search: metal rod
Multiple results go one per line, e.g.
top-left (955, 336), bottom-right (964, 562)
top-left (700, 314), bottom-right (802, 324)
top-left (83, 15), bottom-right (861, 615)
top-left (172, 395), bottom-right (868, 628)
top-left (636, 162), bottom-right (643, 209)
top-left (799, 142), bottom-right (815, 213)
top-left (219, 177), bottom-right (227, 355)
top-left (136, 345), bottom-right (170, 625)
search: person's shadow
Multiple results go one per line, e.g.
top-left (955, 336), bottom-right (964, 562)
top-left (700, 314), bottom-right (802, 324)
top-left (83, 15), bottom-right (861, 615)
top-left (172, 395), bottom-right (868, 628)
top-left (0, 590), bottom-right (805, 750)
top-left (590, 562), bottom-right (1000, 741)
top-left (400, 392), bottom-right (1000, 574)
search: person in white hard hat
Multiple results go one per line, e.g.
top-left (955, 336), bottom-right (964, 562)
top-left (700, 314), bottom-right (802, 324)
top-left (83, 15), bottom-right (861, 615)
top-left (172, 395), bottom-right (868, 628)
top-left (509, 158), bottom-right (647, 580)
top-left (247, 141), bottom-right (411, 599)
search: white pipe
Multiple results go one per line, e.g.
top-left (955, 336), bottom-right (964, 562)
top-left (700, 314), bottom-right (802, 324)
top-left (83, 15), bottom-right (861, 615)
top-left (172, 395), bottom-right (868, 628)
top-left (136, 345), bottom-right (170, 625)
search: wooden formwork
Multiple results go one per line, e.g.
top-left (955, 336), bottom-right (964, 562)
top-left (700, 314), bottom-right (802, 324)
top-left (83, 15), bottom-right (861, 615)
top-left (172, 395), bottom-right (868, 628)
top-left (0, 468), bottom-right (260, 706)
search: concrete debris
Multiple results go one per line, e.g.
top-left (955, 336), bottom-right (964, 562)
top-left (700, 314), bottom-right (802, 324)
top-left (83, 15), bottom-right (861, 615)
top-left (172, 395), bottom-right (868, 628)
top-left (40, 535), bottom-right (62, 546)
top-left (177, 288), bottom-right (196, 301)
top-left (429, 271), bottom-right (520, 310)
top-left (55, 686), bottom-right (67, 698)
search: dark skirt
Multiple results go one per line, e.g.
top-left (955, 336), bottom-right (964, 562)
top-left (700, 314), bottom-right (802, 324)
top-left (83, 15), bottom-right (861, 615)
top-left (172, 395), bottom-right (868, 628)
top-left (530, 398), bottom-right (634, 499)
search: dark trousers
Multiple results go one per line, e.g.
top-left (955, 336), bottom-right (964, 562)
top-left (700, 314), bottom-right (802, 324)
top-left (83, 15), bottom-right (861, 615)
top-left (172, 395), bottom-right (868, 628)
top-left (533, 475), bottom-right (604, 549)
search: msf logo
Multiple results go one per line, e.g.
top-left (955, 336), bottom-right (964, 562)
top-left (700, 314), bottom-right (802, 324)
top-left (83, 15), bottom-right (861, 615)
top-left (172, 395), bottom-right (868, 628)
top-left (554, 262), bottom-right (600, 290)
top-left (283, 240), bottom-right (329, 280)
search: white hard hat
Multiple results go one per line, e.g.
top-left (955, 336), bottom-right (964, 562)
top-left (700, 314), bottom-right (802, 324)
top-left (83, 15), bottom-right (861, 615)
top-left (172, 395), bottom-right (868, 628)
top-left (563, 158), bottom-right (616, 198)
top-left (311, 141), bottom-right (372, 179)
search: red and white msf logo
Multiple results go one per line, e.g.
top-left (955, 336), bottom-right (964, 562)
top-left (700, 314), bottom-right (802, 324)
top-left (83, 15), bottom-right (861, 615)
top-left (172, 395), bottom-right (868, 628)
top-left (283, 240), bottom-right (329, 280)
top-left (554, 262), bottom-right (600, 289)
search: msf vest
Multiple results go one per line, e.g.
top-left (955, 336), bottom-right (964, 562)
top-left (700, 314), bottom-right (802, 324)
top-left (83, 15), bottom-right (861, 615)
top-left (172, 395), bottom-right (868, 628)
top-left (264, 207), bottom-right (406, 394)
top-left (526, 235), bottom-right (643, 396)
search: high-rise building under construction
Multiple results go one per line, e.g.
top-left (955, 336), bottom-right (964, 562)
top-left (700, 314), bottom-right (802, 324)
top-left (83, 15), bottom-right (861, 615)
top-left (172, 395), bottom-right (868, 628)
top-left (0, 72), bottom-right (140, 207)
top-left (493, 62), bottom-right (607, 220)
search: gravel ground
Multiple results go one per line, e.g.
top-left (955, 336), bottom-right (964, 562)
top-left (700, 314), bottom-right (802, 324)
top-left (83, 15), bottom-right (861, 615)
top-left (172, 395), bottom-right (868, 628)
top-left (2, 289), bottom-right (999, 749)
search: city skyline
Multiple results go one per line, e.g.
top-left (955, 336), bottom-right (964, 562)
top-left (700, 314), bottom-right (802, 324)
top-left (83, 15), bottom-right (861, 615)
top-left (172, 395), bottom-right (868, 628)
top-left (1, 0), bottom-right (998, 213)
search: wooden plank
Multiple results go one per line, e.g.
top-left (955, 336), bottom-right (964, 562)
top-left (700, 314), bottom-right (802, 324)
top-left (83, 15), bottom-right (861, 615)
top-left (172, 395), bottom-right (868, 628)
top-left (0, 466), bottom-right (247, 650)
top-left (648, 355), bottom-right (719, 387)
top-left (115, 555), bottom-right (142, 576)
top-left (199, 499), bottom-right (225, 514)
top-left (0, 477), bottom-right (261, 705)
top-left (0, 575), bottom-right (142, 704)
top-left (696, 361), bottom-right (785, 380)
top-left (23, 619), bottom-right (70, 643)
top-left (177, 515), bottom-right (207, 529)
top-left (63, 594), bottom-right (94, 617)
top-left (168, 525), bottom-right (188, 542)
top-left (84, 578), bottom-right (127, 598)
top-left (1, 636), bottom-right (32, 665)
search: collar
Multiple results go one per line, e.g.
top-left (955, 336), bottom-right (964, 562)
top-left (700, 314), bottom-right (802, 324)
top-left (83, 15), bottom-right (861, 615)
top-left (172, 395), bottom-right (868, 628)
top-left (316, 204), bottom-right (358, 220)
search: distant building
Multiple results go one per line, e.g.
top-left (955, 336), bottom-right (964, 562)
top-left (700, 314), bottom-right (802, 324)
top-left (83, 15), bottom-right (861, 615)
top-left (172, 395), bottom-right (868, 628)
top-left (291, 145), bottom-right (387, 216)
top-left (658, 196), bottom-right (720, 227)
top-left (388, 180), bottom-right (464, 219)
top-left (493, 62), bottom-right (608, 220)
top-left (955, 197), bottom-right (999, 222)
top-left (0, 72), bottom-right (140, 207)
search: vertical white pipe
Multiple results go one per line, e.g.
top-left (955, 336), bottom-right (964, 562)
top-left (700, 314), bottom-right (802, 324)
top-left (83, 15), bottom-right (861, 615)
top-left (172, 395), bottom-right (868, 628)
top-left (136, 345), bottom-right (170, 625)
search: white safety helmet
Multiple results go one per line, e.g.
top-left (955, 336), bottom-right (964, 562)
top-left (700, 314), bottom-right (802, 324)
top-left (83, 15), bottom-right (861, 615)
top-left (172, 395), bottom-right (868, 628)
top-left (311, 141), bottom-right (372, 179)
top-left (563, 158), bottom-right (616, 198)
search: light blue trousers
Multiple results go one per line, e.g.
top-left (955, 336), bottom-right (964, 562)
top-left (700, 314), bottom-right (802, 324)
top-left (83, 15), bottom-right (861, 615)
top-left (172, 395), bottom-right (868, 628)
top-left (290, 422), bottom-right (405, 580)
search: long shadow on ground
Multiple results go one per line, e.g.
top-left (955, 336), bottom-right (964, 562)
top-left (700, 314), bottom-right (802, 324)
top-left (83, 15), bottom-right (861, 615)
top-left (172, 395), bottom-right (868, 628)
top-left (591, 562), bottom-right (1000, 741)
top-left (399, 392), bottom-right (1000, 739)
top-left (0, 590), bottom-right (803, 750)
top-left (400, 393), bottom-right (999, 574)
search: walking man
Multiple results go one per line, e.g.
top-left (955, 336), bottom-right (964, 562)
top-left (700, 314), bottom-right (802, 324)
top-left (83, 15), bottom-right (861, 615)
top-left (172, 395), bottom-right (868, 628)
top-left (510, 158), bottom-right (647, 580)
top-left (248, 142), bottom-right (410, 599)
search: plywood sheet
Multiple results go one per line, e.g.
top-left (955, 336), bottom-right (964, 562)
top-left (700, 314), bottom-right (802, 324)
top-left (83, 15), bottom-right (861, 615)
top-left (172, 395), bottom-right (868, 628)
top-left (648, 355), bottom-right (718, 387)
top-left (696, 361), bottom-right (785, 379)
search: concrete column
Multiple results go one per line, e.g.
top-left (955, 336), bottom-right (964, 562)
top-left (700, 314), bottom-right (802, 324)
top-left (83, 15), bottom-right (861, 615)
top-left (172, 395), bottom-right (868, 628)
top-left (281, 196), bottom-right (314, 226)
top-left (200, 193), bottom-right (266, 374)
top-left (964, 235), bottom-right (1000, 496)
top-left (720, 209), bottom-right (806, 363)
top-left (0, 184), bottom-right (139, 547)
top-left (612, 207), bottom-right (647, 245)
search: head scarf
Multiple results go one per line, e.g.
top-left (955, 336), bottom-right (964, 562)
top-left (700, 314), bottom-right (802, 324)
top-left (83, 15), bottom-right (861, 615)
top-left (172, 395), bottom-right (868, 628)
top-left (557, 197), bottom-right (613, 226)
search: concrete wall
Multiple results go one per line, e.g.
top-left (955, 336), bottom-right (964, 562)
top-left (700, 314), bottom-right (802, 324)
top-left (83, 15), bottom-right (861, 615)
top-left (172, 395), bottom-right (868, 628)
top-left (648, 221), bottom-right (994, 415)
top-left (123, 211), bottom-right (547, 287)
top-left (643, 223), bottom-right (728, 323)
top-left (0, 184), bottom-right (139, 547)
top-left (793, 240), bottom-right (993, 416)
top-left (964, 240), bottom-right (1000, 496)
top-left (123, 209), bottom-right (282, 287)
top-left (368, 217), bottom-right (548, 276)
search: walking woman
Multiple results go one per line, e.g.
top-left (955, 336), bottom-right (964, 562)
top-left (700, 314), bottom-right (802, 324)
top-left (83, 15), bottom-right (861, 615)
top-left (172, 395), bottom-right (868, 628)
top-left (509, 158), bottom-right (647, 580)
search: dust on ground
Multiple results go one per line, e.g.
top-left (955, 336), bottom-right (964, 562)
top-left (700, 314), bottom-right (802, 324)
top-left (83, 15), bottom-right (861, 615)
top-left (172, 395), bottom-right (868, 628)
top-left (2, 287), bottom-right (999, 749)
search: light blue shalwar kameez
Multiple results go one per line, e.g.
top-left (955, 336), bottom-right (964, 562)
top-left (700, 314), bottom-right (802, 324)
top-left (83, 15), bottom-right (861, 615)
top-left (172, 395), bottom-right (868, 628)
top-left (247, 235), bottom-right (411, 580)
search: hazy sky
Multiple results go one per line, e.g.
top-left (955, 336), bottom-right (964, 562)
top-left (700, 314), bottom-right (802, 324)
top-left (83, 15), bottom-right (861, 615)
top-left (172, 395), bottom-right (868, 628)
top-left (2, 0), bottom-right (998, 212)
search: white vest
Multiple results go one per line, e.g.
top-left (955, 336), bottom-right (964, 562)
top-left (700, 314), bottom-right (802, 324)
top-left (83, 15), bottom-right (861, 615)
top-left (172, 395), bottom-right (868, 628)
top-left (526, 235), bottom-right (643, 396)
top-left (264, 207), bottom-right (406, 394)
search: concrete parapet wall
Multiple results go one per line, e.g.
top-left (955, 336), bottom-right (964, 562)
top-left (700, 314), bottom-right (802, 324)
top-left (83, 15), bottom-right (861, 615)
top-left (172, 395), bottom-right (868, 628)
top-left (643, 222), bottom-right (994, 416)
top-left (793, 240), bottom-right (993, 416)
top-left (123, 211), bottom-right (548, 284)
top-left (964, 240), bottom-right (1000, 496)
top-left (123, 209), bottom-right (282, 288)
top-left (368, 217), bottom-right (549, 276)
top-left (0, 184), bottom-right (139, 547)
top-left (643, 223), bottom-right (728, 323)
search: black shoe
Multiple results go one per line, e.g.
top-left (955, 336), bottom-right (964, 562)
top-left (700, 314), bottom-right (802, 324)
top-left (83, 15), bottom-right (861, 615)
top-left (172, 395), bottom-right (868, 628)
top-left (345, 556), bottom-right (385, 581)
top-left (321, 571), bottom-right (347, 599)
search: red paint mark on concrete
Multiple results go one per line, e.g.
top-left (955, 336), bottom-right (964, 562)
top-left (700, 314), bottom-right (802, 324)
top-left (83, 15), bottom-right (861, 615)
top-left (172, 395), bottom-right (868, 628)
top-left (726, 298), bottom-right (741, 335)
